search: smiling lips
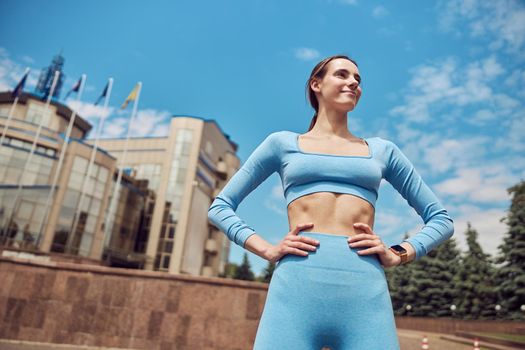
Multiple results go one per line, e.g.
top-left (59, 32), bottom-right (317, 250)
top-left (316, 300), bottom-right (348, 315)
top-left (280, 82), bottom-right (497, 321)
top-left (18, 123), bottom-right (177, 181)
top-left (342, 91), bottom-right (356, 96)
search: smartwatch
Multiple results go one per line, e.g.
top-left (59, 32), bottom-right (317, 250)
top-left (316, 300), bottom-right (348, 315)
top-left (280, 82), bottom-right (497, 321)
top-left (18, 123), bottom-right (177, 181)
top-left (389, 245), bottom-right (408, 265)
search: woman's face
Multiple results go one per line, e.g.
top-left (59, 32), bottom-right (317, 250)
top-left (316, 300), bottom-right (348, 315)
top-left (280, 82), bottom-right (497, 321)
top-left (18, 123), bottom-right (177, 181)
top-left (311, 58), bottom-right (362, 112)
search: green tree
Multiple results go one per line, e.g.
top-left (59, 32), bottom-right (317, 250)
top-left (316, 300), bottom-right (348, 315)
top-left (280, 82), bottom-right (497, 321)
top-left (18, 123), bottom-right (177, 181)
top-left (455, 222), bottom-right (497, 319)
top-left (423, 237), bottom-right (460, 317)
top-left (221, 262), bottom-right (238, 279)
top-left (403, 235), bottom-right (461, 317)
top-left (235, 253), bottom-right (255, 281)
top-left (258, 260), bottom-right (276, 283)
top-left (387, 233), bottom-right (417, 316)
top-left (494, 180), bottom-right (525, 320)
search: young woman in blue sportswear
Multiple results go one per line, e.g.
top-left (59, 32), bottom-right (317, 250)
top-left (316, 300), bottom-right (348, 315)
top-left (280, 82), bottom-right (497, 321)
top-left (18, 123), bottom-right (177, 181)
top-left (208, 55), bottom-right (454, 350)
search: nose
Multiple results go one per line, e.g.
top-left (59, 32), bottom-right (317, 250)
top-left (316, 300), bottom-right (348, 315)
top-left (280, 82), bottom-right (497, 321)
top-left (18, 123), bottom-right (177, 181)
top-left (347, 78), bottom-right (359, 89)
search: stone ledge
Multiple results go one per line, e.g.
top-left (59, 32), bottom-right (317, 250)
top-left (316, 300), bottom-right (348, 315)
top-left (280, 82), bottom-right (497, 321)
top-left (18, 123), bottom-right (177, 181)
top-left (0, 256), bottom-right (268, 290)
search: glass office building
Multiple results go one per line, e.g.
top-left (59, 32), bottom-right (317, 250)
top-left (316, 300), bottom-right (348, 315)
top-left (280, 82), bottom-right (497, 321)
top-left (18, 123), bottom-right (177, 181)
top-left (0, 92), bottom-right (238, 277)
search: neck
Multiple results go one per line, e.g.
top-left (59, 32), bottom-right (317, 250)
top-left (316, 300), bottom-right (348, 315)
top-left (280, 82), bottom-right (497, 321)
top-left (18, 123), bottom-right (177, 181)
top-left (310, 106), bottom-right (355, 138)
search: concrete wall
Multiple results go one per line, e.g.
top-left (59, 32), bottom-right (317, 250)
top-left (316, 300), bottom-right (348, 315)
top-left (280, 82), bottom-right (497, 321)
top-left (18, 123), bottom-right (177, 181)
top-left (0, 256), bottom-right (267, 350)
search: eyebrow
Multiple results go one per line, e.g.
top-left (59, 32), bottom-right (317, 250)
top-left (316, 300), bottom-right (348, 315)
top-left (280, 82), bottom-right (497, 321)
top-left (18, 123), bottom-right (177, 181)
top-left (335, 69), bottom-right (361, 81)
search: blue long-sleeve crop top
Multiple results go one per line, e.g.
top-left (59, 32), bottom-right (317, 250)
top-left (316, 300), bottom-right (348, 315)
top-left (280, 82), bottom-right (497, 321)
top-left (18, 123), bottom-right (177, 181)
top-left (207, 130), bottom-right (454, 260)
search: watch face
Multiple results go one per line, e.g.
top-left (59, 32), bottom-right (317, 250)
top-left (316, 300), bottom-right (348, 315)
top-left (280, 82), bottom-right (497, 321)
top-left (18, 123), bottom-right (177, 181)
top-left (390, 245), bottom-right (407, 254)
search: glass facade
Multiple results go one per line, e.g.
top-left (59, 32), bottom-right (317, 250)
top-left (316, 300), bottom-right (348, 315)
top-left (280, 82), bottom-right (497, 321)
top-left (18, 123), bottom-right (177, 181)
top-left (105, 179), bottom-right (147, 257)
top-left (0, 137), bottom-right (55, 184)
top-left (51, 156), bottom-right (109, 256)
top-left (154, 128), bottom-right (193, 271)
top-left (0, 137), bottom-right (56, 248)
top-left (0, 188), bottom-right (50, 249)
top-left (126, 163), bottom-right (162, 192)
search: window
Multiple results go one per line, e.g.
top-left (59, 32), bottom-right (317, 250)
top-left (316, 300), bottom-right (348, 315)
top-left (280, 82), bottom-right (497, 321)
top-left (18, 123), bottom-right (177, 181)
top-left (26, 104), bottom-right (52, 126)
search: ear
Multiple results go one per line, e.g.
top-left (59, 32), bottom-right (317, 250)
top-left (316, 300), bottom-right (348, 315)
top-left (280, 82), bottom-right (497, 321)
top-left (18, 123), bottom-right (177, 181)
top-left (310, 78), bottom-right (321, 93)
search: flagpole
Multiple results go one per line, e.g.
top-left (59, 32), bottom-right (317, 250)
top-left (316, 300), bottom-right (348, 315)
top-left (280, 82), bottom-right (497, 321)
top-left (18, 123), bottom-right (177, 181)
top-left (0, 68), bottom-right (30, 147)
top-left (1, 70), bottom-right (60, 238)
top-left (66, 78), bottom-right (114, 254)
top-left (102, 82), bottom-right (142, 250)
top-left (34, 74), bottom-right (87, 248)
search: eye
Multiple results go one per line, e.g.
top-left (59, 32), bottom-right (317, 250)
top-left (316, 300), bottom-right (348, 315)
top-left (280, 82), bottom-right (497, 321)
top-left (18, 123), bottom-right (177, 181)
top-left (335, 71), bottom-right (346, 78)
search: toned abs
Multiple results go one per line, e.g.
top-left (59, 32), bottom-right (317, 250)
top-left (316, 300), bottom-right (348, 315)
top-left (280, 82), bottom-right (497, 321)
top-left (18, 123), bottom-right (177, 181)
top-left (288, 192), bottom-right (375, 236)
top-left (290, 134), bottom-right (375, 236)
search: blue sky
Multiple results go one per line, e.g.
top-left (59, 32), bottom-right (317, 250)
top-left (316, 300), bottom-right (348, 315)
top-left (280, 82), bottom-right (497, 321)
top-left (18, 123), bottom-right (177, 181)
top-left (1, 0), bottom-right (524, 275)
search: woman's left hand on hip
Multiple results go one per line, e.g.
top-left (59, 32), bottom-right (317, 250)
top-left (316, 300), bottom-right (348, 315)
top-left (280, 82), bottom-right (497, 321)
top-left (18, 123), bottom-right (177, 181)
top-left (347, 222), bottom-right (401, 268)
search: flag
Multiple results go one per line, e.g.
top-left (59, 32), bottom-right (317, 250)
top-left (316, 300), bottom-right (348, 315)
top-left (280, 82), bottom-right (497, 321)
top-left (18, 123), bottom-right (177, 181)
top-left (64, 76), bottom-right (82, 100)
top-left (120, 84), bottom-right (139, 109)
top-left (94, 82), bottom-right (109, 106)
top-left (11, 70), bottom-right (29, 98)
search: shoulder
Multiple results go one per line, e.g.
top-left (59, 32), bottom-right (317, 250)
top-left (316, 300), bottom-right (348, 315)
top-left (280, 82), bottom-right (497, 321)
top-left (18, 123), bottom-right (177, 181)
top-left (371, 136), bottom-right (400, 153)
top-left (372, 136), bottom-right (394, 147)
top-left (262, 130), bottom-right (292, 146)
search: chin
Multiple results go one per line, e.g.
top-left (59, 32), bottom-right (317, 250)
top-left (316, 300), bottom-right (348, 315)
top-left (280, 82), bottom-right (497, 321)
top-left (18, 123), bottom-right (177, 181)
top-left (340, 102), bottom-right (357, 113)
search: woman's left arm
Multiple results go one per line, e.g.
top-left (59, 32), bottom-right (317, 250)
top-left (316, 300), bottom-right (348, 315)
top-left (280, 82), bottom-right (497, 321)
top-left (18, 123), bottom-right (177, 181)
top-left (383, 139), bottom-right (455, 260)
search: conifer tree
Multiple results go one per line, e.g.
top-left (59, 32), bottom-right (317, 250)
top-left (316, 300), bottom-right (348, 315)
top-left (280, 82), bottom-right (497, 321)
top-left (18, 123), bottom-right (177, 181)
top-left (434, 237), bottom-right (462, 317)
top-left (235, 253), bottom-right (255, 281)
top-left (260, 260), bottom-right (276, 283)
top-left (387, 233), bottom-right (417, 316)
top-left (222, 262), bottom-right (238, 279)
top-left (455, 222), bottom-right (497, 319)
top-left (494, 180), bottom-right (525, 320)
top-left (404, 235), bottom-right (461, 317)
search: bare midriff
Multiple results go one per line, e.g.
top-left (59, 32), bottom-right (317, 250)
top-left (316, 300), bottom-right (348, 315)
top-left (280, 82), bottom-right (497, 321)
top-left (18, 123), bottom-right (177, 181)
top-left (287, 192), bottom-right (375, 237)
top-left (291, 134), bottom-right (375, 236)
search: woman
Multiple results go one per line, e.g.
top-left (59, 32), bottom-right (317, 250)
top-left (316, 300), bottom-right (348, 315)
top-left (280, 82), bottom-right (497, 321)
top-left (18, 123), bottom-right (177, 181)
top-left (208, 55), bottom-right (454, 349)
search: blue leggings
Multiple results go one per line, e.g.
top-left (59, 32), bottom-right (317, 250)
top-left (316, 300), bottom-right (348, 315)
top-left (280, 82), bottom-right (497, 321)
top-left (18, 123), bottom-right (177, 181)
top-left (253, 232), bottom-right (400, 350)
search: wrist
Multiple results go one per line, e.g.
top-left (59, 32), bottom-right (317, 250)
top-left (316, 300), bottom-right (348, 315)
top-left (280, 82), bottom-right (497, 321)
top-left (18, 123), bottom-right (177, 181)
top-left (244, 234), bottom-right (274, 261)
top-left (389, 244), bottom-right (408, 265)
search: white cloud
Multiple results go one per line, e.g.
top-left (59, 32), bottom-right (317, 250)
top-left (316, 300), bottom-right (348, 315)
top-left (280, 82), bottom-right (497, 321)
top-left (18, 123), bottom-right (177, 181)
top-left (270, 182), bottom-right (284, 200)
top-left (372, 5), bottom-right (389, 19)
top-left (436, 163), bottom-right (517, 203)
top-left (67, 100), bottom-right (114, 120)
top-left (451, 207), bottom-right (508, 257)
top-left (375, 210), bottom-right (406, 238)
top-left (263, 198), bottom-right (287, 217)
top-left (0, 47), bottom-right (39, 91)
top-left (419, 136), bottom-right (490, 174)
top-left (130, 109), bottom-right (171, 137)
top-left (67, 101), bottom-right (171, 139)
top-left (294, 48), bottom-right (321, 61)
top-left (498, 111), bottom-right (525, 152)
top-left (20, 55), bottom-right (34, 64)
top-left (437, 0), bottom-right (525, 56)
top-left (389, 56), bottom-right (515, 124)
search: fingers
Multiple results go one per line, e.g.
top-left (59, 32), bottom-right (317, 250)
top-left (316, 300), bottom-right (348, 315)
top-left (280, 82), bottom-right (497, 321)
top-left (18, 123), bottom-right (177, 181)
top-left (277, 223), bottom-right (319, 259)
top-left (286, 240), bottom-right (318, 252)
top-left (348, 233), bottom-right (379, 242)
top-left (348, 223), bottom-right (386, 256)
top-left (284, 246), bottom-right (309, 256)
top-left (287, 235), bottom-right (320, 246)
top-left (354, 246), bottom-right (387, 255)
top-left (290, 222), bottom-right (314, 235)
top-left (348, 239), bottom-right (380, 248)
top-left (353, 222), bottom-right (373, 234)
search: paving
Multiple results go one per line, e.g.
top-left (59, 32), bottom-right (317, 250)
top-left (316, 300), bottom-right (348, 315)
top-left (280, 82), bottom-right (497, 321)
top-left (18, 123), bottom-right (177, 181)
top-left (1, 331), bottom-right (521, 350)
top-left (397, 329), bottom-right (521, 350)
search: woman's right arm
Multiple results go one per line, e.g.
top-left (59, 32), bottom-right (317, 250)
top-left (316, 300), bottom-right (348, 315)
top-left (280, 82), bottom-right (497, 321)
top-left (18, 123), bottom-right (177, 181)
top-left (208, 132), bottom-right (281, 247)
top-left (208, 132), bottom-right (319, 262)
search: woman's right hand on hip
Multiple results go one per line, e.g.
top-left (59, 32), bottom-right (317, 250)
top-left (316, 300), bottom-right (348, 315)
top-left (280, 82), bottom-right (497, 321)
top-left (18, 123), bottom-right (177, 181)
top-left (265, 223), bottom-right (319, 263)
